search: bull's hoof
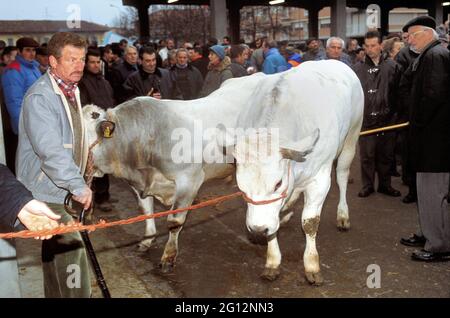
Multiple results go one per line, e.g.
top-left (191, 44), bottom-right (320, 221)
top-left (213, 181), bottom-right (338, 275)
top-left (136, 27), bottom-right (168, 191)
top-left (260, 267), bottom-right (280, 281)
top-left (158, 261), bottom-right (175, 274)
top-left (337, 218), bottom-right (350, 231)
top-left (137, 239), bottom-right (154, 252)
top-left (305, 271), bottom-right (324, 286)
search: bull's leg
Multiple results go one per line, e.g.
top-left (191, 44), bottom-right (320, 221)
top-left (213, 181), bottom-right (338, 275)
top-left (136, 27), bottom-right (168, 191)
top-left (302, 166), bottom-right (331, 286)
top-left (131, 187), bottom-right (157, 252)
top-left (159, 171), bottom-right (205, 273)
top-left (336, 131), bottom-right (359, 231)
top-left (261, 236), bottom-right (282, 281)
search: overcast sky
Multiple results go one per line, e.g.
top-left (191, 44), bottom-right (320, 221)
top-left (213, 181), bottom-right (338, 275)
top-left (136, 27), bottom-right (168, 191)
top-left (0, 0), bottom-right (130, 26)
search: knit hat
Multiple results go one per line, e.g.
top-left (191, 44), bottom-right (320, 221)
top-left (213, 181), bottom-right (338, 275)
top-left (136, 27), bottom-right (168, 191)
top-left (209, 45), bottom-right (225, 60)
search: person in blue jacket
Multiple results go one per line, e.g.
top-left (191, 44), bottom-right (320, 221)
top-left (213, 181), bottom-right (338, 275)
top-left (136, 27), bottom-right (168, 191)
top-left (1, 37), bottom-right (41, 135)
top-left (262, 40), bottom-right (289, 75)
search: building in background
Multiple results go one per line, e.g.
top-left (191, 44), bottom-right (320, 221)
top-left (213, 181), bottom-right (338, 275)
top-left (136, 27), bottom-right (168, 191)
top-left (240, 6), bottom-right (428, 43)
top-left (0, 20), bottom-right (110, 45)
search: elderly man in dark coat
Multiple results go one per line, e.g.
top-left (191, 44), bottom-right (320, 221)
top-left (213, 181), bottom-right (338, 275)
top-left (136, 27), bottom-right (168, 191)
top-left (399, 16), bottom-right (450, 262)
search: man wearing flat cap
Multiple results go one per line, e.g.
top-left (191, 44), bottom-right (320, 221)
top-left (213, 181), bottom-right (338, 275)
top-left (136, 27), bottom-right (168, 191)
top-left (399, 16), bottom-right (450, 262)
top-left (1, 37), bottom-right (41, 173)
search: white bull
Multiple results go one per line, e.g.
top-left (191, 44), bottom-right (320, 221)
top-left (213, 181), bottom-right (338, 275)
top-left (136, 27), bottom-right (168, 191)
top-left (82, 72), bottom-right (267, 272)
top-left (221, 60), bottom-right (364, 284)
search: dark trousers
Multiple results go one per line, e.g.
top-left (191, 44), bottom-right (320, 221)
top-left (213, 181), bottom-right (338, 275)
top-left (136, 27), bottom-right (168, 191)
top-left (399, 130), bottom-right (417, 195)
top-left (92, 175), bottom-right (110, 204)
top-left (4, 131), bottom-right (17, 175)
top-left (417, 173), bottom-right (450, 253)
top-left (42, 203), bottom-right (91, 298)
top-left (359, 132), bottom-right (395, 190)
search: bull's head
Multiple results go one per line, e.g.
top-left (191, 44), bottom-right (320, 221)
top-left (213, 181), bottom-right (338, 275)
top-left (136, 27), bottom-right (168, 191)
top-left (217, 125), bottom-right (319, 238)
top-left (82, 104), bottom-right (115, 177)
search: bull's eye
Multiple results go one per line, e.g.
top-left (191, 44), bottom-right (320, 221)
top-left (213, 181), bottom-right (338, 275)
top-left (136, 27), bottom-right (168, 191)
top-left (274, 180), bottom-right (282, 192)
top-left (91, 112), bottom-right (100, 119)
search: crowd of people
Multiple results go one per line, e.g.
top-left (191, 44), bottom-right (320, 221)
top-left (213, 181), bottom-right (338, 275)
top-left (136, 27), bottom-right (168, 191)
top-left (0, 14), bottom-right (449, 297)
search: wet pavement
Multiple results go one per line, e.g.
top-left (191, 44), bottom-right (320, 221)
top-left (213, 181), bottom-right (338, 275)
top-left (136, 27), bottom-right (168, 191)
top-left (15, 157), bottom-right (450, 298)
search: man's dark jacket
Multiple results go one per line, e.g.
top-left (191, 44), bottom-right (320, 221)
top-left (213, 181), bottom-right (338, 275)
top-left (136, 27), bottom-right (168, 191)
top-left (109, 61), bottom-right (138, 103)
top-left (169, 64), bottom-right (203, 100)
top-left (395, 46), bottom-right (419, 122)
top-left (79, 70), bottom-right (116, 109)
top-left (353, 54), bottom-right (401, 129)
top-left (123, 66), bottom-right (180, 100)
top-left (407, 40), bottom-right (450, 172)
top-left (0, 164), bottom-right (33, 230)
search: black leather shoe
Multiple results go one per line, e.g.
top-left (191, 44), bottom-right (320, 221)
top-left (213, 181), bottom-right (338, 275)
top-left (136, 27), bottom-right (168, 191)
top-left (358, 187), bottom-right (374, 198)
top-left (377, 186), bottom-right (401, 197)
top-left (400, 234), bottom-right (425, 247)
top-left (411, 249), bottom-right (450, 262)
top-left (402, 193), bottom-right (417, 204)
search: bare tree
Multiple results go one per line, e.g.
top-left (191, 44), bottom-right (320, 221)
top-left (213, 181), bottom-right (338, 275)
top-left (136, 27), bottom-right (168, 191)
top-left (113, 7), bottom-right (139, 38)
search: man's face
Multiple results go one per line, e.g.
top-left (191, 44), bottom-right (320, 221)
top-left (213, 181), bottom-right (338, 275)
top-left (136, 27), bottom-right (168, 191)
top-left (391, 41), bottom-right (404, 58)
top-left (141, 52), bottom-right (157, 74)
top-left (36, 54), bottom-right (49, 67)
top-left (125, 47), bottom-right (138, 65)
top-left (187, 47), bottom-right (195, 60)
top-left (308, 40), bottom-right (319, 50)
top-left (407, 25), bottom-right (432, 52)
top-left (348, 39), bottom-right (358, 51)
top-left (3, 50), bottom-right (17, 64)
top-left (20, 47), bottom-right (36, 62)
top-left (49, 45), bottom-right (85, 83)
top-left (167, 40), bottom-right (175, 50)
top-left (103, 49), bottom-right (113, 63)
top-left (326, 39), bottom-right (343, 59)
top-left (176, 51), bottom-right (189, 66)
top-left (86, 55), bottom-right (101, 74)
top-left (364, 37), bottom-right (382, 60)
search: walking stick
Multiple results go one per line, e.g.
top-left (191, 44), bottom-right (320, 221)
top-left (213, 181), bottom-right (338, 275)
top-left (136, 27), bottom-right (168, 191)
top-left (64, 194), bottom-right (111, 298)
top-left (360, 122), bottom-right (409, 136)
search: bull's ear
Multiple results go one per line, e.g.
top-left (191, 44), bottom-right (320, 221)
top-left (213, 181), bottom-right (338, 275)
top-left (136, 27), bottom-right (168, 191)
top-left (280, 129), bottom-right (320, 162)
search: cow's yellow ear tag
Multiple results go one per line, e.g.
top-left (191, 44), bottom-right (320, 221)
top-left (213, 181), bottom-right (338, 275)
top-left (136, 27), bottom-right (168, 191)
top-left (99, 121), bottom-right (115, 138)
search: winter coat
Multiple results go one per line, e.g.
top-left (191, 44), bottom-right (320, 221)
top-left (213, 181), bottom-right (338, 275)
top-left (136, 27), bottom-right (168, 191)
top-left (169, 64), bottom-right (203, 100)
top-left (1, 55), bottom-right (41, 134)
top-left (407, 40), bottom-right (450, 172)
top-left (287, 53), bottom-right (302, 68)
top-left (109, 61), bottom-right (138, 103)
top-left (353, 54), bottom-right (401, 129)
top-left (395, 46), bottom-right (419, 122)
top-left (79, 70), bottom-right (116, 109)
top-left (199, 56), bottom-right (233, 97)
top-left (0, 164), bottom-right (33, 230)
top-left (190, 56), bottom-right (209, 79)
top-left (230, 61), bottom-right (248, 78)
top-left (123, 66), bottom-right (180, 100)
top-left (16, 72), bottom-right (88, 204)
top-left (262, 48), bottom-right (289, 74)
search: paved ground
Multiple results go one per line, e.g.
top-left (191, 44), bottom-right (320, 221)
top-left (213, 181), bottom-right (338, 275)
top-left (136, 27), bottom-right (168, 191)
top-left (15, 157), bottom-right (450, 298)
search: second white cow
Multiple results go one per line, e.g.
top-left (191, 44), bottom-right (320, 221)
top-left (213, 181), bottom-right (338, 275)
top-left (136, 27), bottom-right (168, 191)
top-left (221, 60), bottom-right (364, 285)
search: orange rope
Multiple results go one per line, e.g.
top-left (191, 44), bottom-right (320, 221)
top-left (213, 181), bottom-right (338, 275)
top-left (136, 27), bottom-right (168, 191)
top-left (1, 138), bottom-right (291, 240)
top-left (0, 188), bottom-right (291, 240)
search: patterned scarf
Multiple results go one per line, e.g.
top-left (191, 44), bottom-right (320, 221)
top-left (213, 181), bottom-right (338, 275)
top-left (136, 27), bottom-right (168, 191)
top-left (49, 69), bottom-right (78, 106)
